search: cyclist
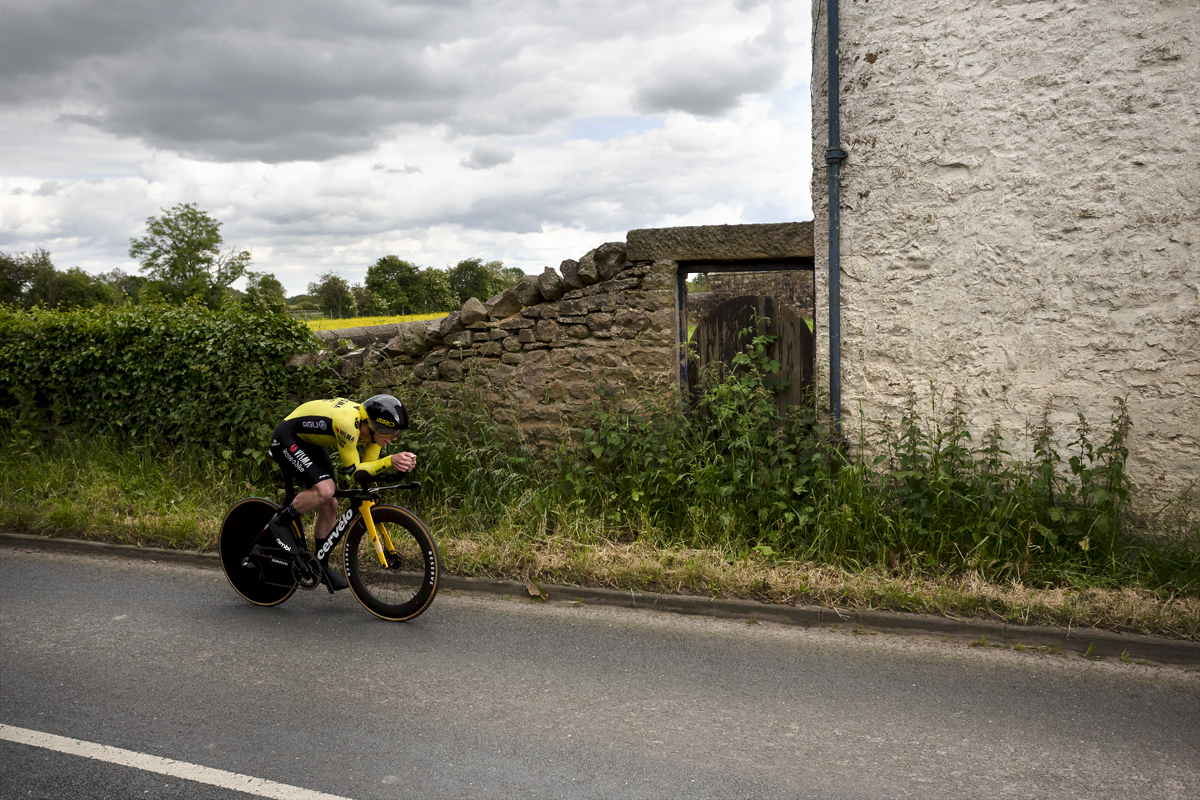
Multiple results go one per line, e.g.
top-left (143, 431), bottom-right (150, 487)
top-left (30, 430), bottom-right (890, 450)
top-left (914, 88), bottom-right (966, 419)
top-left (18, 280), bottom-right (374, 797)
top-left (262, 394), bottom-right (416, 591)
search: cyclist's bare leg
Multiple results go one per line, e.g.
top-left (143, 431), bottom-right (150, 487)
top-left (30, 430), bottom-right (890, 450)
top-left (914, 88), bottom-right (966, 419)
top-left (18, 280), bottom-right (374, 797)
top-left (290, 479), bottom-right (340, 544)
top-left (285, 474), bottom-right (333, 520)
top-left (293, 480), bottom-right (348, 591)
top-left (312, 492), bottom-right (338, 541)
top-left (266, 479), bottom-right (332, 552)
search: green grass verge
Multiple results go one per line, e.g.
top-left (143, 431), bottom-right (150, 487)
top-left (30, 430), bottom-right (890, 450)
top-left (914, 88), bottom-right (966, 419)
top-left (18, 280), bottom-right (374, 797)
top-left (2, 435), bottom-right (1196, 640)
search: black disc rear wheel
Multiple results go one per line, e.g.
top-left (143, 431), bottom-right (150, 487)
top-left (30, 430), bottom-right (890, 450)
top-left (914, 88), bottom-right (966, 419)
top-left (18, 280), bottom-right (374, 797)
top-left (219, 498), bottom-right (298, 607)
top-left (344, 504), bottom-right (440, 621)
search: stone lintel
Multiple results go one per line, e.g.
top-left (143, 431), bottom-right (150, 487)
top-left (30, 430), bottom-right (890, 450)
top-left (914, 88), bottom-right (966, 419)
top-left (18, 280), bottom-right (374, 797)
top-left (625, 221), bottom-right (814, 262)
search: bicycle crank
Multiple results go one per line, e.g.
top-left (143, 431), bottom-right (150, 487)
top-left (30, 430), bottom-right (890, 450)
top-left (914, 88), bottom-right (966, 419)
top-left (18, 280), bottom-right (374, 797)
top-left (291, 551), bottom-right (323, 589)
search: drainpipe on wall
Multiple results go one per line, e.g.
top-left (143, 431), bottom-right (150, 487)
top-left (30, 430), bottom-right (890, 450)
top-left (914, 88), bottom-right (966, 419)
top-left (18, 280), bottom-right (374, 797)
top-left (825, 0), bottom-right (847, 433)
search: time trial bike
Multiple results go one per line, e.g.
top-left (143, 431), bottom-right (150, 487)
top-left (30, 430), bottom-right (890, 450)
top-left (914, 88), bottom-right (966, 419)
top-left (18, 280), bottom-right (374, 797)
top-left (218, 473), bottom-right (441, 621)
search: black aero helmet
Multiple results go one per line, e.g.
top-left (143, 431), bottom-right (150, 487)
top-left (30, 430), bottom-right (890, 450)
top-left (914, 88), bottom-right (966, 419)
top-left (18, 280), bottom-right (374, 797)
top-left (362, 394), bottom-right (408, 435)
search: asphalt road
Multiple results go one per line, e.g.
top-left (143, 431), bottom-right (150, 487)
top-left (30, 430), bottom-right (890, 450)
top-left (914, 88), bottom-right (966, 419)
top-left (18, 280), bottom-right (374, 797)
top-left (1, 547), bottom-right (1197, 800)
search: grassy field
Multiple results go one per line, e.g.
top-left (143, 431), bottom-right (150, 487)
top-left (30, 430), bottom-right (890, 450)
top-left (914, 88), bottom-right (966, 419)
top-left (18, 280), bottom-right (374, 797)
top-left (304, 312), bottom-right (448, 332)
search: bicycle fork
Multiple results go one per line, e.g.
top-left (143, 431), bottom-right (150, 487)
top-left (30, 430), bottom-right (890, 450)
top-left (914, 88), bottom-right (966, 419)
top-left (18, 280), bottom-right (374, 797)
top-left (359, 500), bottom-right (399, 568)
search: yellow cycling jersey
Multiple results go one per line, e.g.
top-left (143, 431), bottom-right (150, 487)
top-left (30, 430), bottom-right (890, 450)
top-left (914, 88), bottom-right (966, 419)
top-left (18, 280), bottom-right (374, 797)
top-left (283, 398), bottom-right (393, 478)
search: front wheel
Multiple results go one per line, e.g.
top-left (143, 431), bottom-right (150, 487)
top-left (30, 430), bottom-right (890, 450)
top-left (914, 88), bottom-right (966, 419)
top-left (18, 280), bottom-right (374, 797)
top-left (344, 504), bottom-right (441, 621)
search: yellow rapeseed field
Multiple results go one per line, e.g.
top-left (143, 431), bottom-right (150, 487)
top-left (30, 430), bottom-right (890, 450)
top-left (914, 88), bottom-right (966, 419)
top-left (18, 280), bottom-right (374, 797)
top-left (304, 312), bottom-right (448, 332)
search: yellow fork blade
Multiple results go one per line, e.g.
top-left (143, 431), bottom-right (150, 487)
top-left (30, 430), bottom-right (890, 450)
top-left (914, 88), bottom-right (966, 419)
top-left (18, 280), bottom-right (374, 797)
top-left (360, 501), bottom-right (389, 568)
top-left (377, 521), bottom-right (397, 554)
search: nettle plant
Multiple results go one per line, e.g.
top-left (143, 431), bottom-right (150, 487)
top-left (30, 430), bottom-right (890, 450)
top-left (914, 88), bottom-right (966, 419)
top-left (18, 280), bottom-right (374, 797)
top-left (868, 389), bottom-right (1135, 581)
top-left (553, 322), bottom-right (1138, 584)
top-left (560, 322), bottom-right (827, 551)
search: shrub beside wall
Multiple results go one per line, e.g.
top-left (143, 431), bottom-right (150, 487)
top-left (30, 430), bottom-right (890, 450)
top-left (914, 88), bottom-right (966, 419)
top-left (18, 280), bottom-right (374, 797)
top-left (0, 301), bottom-right (344, 460)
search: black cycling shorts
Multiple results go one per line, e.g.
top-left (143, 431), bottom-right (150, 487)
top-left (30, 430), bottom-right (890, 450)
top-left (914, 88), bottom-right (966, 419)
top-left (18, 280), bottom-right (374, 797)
top-left (268, 420), bottom-right (336, 488)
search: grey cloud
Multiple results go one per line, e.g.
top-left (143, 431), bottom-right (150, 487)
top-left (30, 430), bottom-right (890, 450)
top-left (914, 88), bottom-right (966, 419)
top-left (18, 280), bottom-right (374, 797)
top-left (1, 1), bottom-right (794, 163)
top-left (373, 163), bottom-right (422, 174)
top-left (631, 3), bottom-right (789, 117)
top-left (8, 180), bottom-right (64, 196)
top-left (460, 143), bottom-right (514, 171)
top-left (632, 54), bottom-right (785, 117)
top-left (0, 0), bottom-right (561, 162)
top-left (444, 172), bottom-right (703, 235)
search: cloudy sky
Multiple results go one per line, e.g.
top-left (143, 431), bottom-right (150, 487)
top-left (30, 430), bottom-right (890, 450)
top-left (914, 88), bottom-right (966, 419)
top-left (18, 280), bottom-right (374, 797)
top-left (1, 0), bottom-right (813, 296)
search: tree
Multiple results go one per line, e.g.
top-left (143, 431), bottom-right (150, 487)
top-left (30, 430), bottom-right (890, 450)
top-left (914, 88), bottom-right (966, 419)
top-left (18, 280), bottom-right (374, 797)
top-left (419, 267), bottom-right (458, 312)
top-left (49, 267), bottom-right (117, 309)
top-left (308, 271), bottom-right (356, 319)
top-left (243, 271), bottom-right (287, 312)
top-left (1, 250), bottom-right (114, 309)
top-left (128, 202), bottom-right (251, 306)
top-left (365, 256), bottom-right (421, 314)
top-left (447, 257), bottom-right (523, 306)
top-left (351, 284), bottom-right (386, 316)
top-left (1, 249), bottom-right (53, 306)
top-left (98, 269), bottom-right (147, 305)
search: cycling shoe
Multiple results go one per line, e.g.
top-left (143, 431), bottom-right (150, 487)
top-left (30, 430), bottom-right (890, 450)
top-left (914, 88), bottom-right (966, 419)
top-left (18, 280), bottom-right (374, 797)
top-left (319, 560), bottom-right (350, 592)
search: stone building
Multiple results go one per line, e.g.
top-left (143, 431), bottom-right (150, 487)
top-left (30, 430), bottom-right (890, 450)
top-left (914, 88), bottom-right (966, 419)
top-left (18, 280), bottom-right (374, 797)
top-left (810, 0), bottom-right (1199, 514)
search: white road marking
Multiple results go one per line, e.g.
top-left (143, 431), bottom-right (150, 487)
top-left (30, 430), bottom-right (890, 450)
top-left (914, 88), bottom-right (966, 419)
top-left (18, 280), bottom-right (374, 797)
top-left (0, 723), bottom-right (356, 800)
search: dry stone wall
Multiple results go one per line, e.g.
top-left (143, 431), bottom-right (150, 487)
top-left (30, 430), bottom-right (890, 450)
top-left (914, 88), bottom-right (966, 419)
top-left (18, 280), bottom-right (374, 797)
top-left (706, 272), bottom-right (813, 320)
top-left (811, 0), bottom-right (1200, 514)
top-left (292, 242), bottom-right (680, 448)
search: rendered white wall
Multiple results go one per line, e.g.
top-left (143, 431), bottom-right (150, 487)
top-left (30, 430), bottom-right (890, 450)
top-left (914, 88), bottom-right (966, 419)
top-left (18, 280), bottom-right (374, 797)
top-left (811, 0), bottom-right (1199, 515)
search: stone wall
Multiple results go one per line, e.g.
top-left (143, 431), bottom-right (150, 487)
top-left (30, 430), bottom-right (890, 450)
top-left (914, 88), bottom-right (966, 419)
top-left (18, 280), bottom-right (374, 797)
top-left (811, 0), bottom-right (1200, 514)
top-left (706, 271), bottom-right (813, 320)
top-left (293, 242), bottom-right (679, 448)
top-left (294, 222), bottom-right (817, 447)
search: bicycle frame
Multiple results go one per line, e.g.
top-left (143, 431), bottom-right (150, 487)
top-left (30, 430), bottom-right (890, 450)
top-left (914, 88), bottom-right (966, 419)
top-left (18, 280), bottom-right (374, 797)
top-left (285, 476), bottom-right (421, 569)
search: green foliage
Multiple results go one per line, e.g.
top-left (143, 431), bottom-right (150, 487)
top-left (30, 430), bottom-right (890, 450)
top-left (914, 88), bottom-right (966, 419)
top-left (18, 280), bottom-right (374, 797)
top-left (365, 256), bottom-right (458, 315)
top-left (365, 256), bottom-right (418, 313)
top-left (547, 328), bottom-right (1176, 589)
top-left (356, 321), bottom-right (1188, 592)
top-left (2, 300), bottom-right (1190, 597)
top-left (447, 257), bottom-right (523, 306)
top-left (400, 386), bottom-right (534, 523)
top-left (1, 249), bottom-right (54, 305)
top-left (128, 203), bottom-right (251, 307)
top-left (307, 271), bottom-right (356, 319)
top-left (686, 273), bottom-right (709, 293)
top-left (1, 250), bottom-right (117, 309)
top-left (97, 269), bottom-right (146, 306)
top-left (558, 324), bottom-right (825, 552)
top-left (351, 284), bottom-right (387, 316)
top-left (243, 271), bottom-right (287, 313)
top-left (0, 302), bottom-right (345, 465)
